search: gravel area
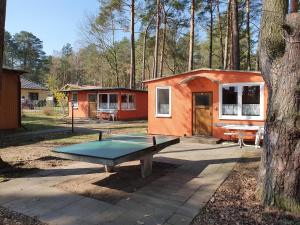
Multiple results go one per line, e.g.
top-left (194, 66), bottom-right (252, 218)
top-left (191, 151), bottom-right (300, 225)
top-left (0, 206), bottom-right (46, 225)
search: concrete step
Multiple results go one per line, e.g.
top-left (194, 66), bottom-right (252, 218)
top-left (181, 135), bottom-right (222, 144)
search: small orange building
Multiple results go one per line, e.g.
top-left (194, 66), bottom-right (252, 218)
top-left (62, 85), bottom-right (148, 121)
top-left (0, 68), bottom-right (25, 130)
top-left (144, 69), bottom-right (267, 140)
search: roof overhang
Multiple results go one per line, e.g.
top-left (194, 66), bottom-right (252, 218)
top-left (2, 68), bottom-right (27, 75)
top-left (60, 87), bottom-right (148, 93)
top-left (179, 74), bottom-right (221, 85)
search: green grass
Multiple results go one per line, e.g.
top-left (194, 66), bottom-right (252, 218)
top-left (21, 113), bottom-right (67, 132)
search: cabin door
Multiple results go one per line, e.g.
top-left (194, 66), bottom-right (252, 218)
top-left (88, 94), bottom-right (97, 118)
top-left (193, 92), bottom-right (213, 136)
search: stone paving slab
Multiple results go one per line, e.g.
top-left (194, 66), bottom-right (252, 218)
top-left (0, 142), bottom-right (253, 225)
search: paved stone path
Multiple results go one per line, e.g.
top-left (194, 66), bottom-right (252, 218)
top-left (0, 142), bottom-right (254, 225)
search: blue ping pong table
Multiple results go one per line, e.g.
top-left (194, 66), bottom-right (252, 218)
top-left (53, 133), bottom-right (180, 178)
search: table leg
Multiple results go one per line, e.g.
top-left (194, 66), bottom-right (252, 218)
top-left (255, 130), bottom-right (261, 149)
top-left (104, 165), bottom-right (114, 172)
top-left (140, 155), bottom-right (153, 178)
top-left (238, 130), bottom-right (245, 148)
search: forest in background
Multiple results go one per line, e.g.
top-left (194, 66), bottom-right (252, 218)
top-left (3, 0), bottom-right (262, 91)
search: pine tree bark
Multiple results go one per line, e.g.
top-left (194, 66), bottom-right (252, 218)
top-left (159, 9), bottom-right (167, 77)
top-left (0, 0), bottom-right (5, 73)
top-left (0, 0), bottom-right (6, 165)
top-left (231, 0), bottom-right (240, 70)
top-left (188, 0), bottom-right (195, 71)
top-left (246, 0), bottom-right (251, 70)
top-left (153, 0), bottom-right (161, 78)
top-left (258, 0), bottom-right (300, 213)
top-left (129, 0), bottom-right (135, 89)
top-left (216, 0), bottom-right (224, 69)
top-left (224, 0), bottom-right (231, 69)
top-left (141, 33), bottom-right (147, 89)
top-left (208, 0), bottom-right (213, 68)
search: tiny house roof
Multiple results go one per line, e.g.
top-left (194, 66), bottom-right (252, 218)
top-left (61, 84), bottom-right (147, 93)
top-left (143, 68), bottom-right (261, 84)
top-left (21, 77), bottom-right (48, 90)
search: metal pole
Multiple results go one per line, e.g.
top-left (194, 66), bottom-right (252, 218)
top-left (71, 102), bottom-right (74, 133)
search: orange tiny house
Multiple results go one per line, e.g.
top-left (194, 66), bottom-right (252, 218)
top-left (0, 68), bottom-right (25, 130)
top-left (62, 85), bottom-right (148, 121)
top-left (144, 69), bottom-right (267, 140)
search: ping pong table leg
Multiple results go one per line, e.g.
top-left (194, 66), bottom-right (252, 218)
top-left (140, 155), bottom-right (153, 178)
top-left (104, 165), bottom-right (114, 172)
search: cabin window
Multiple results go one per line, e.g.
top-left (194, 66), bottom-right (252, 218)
top-left (242, 86), bottom-right (260, 116)
top-left (71, 92), bottom-right (78, 108)
top-left (98, 93), bottom-right (118, 110)
top-left (121, 94), bottom-right (136, 110)
top-left (29, 92), bottom-right (39, 101)
top-left (156, 86), bottom-right (171, 117)
top-left (222, 86), bottom-right (238, 115)
top-left (220, 83), bottom-right (264, 120)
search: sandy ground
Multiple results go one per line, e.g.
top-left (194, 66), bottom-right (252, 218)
top-left (1, 127), bottom-right (299, 225)
top-left (0, 125), bottom-right (148, 225)
top-left (55, 161), bottom-right (178, 204)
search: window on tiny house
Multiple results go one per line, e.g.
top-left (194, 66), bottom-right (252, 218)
top-left (156, 87), bottom-right (171, 117)
top-left (71, 92), bottom-right (78, 108)
top-left (222, 86), bottom-right (238, 115)
top-left (121, 94), bottom-right (136, 110)
top-left (29, 92), bottom-right (39, 101)
top-left (220, 83), bottom-right (264, 120)
top-left (98, 93), bottom-right (118, 110)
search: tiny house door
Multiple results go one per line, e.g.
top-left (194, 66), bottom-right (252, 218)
top-left (193, 92), bottom-right (213, 136)
top-left (88, 94), bottom-right (97, 118)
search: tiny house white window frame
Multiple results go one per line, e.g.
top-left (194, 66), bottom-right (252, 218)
top-left (219, 82), bottom-right (264, 120)
top-left (121, 93), bottom-right (136, 110)
top-left (71, 92), bottom-right (78, 109)
top-left (97, 93), bottom-right (119, 111)
top-left (155, 86), bottom-right (172, 117)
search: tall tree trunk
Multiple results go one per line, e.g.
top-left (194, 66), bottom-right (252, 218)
top-left (129, 0), bottom-right (135, 89)
top-left (142, 32), bottom-right (148, 89)
top-left (188, 0), bottom-right (195, 71)
top-left (0, 0), bottom-right (6, 165)
top-left (159, 10), bottom-right (167, 77)
top-left (231, 0), bottom-right (240, 70)
top-left (208, 0), bottom-right (213, 68)
top-left (0, 0), bottom-right (6, 73)
top-left (246, 0), bottom-right (251, 70)
top-left (141, 19), bottom-right (152, 89)
top-left (216, 0), bottom-right (224, 69)
top-left (224, 0), bottom-right (231, 69)
top-left (258, 0), bottom-right (300, 213)
top-left (290, 0), bottom-right (299, 13)
top-left (153, 0), bottom-right (160, 78)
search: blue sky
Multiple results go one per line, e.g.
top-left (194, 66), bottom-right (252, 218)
top-left (6, 0), bottom-right (100, 55)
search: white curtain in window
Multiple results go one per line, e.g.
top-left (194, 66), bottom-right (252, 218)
top-left (242, 104), bottom-right (260, 116)
top-left (222, 104), bottom-right (238, 115)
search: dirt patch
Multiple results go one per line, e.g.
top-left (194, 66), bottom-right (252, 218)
top-left (0, 143), bottom-right (73, 181)
top-left (55, 161), bottom-right (178, 204)
top-left (191, 151), bottom-right (300, 225)
top-left (0, 206), bottom-right (46, 225)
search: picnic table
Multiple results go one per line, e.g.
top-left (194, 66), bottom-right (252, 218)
top-left (222, 125), bottom-right (264, 148)
top-left (53, 133), bottom-right (179, 178)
